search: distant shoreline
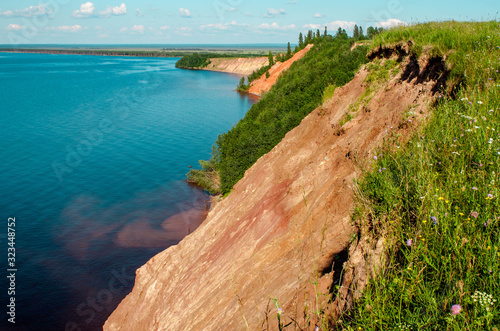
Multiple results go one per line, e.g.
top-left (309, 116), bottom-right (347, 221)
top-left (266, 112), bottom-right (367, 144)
top-left (0, 45), bottom-right (287, 58)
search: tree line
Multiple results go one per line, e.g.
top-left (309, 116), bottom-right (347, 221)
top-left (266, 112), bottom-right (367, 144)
top-left (189, 29), bottom-right (373, 194)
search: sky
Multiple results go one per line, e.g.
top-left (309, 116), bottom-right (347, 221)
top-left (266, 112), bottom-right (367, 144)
top-left (0, 0), bottom-right (498, 45)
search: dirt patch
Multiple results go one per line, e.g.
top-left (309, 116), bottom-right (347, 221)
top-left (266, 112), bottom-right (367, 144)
top-left (248, 44), bottom-right (314, 96)
top-left (204, 57), bottom-right (269, 75)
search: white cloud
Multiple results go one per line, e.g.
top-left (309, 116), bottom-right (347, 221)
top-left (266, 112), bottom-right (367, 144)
top-left (160, 26), bottom-right (170, 30)
top-left (201, 23), bottom-right (230, 30)
top-left (258, 22), bottom-right (296, 31)
top-left (324, 20), bottom-right (357, 31)
top-left (130, 25), bottom-right (144, 34)
top-left (303, 24), bottom-right (321, 30)
top-left (0, 5), bottom-right (52, 18)
top-left (6, 24), bottom-right (25, 30)
top-left (73, 2), bottom-right (127, 18)
top-left (179, 8), bottom-right (191, 17)
top-left (287, 0), bottom-right (297, 4)
top-left (376, 18), bottom-right (407, 29)
top-left (46, 25), bottom-right (84, 33)
top-left (264, 8), bottom-right (286, 18)
top-left (200, 21), bottom-right (246, 31)
top-left (73, 2), bottom-right (95, 18)
top-left (100, 3), bottom-right (127, 17)
top-left (179, 27), bottom-right (192, 32)
top-left (314, 13), bottom-right (325, 18)
top-left (120, 25), bottom-right (145, 34)
top-left (135, 8), bottom-right (143, 17)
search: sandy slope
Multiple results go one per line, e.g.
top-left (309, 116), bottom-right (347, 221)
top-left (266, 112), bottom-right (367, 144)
top-left (104, 48), bottom-right (446, 330)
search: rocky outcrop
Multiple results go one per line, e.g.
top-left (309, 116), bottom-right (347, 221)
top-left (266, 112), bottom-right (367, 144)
top-left (248, 44), bottom-right (314, 96)
top-left (105, 51), bottom-right (446, 330)
top-left (204, 57), bottom-right (269, 75)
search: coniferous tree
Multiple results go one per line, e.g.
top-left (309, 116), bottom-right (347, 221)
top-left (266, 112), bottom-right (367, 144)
top-left (287, 42), bottom-right (292, 59)
top-left (353, 25), bottom-right (360, 40)
top-left (307, 30), bottom-right (313, 43)
top-left (316, 29), bottom-right (321, 39)
top-left (324, 26), bottom-right (328, 38)
top-left (298, 32), bottom-right (304, 48)
top-left (359, 26), bottom-right (364, 40)
top-left (268, 51), bottom-right (274, 66)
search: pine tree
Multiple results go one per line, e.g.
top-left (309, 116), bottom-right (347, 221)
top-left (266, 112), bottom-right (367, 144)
top-left (359, 26), bottom-right (364, 40)
top-left (298, 32), bottom-right (304, 48)
top-left (287, 42), bottom-right (292, 59)
top-left (307, 30), bottom-right (313, 43)
top-left (353, 25), bottom-right (359, 40)
top-left (268, 51), bottom-right (274, 66)
top-left (316, 29), bottom-right (321, 39)
top-left (324, 26), bottom-right (328, 38)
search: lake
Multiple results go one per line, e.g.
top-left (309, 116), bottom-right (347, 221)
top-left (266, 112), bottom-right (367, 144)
top-left (0, 52), bottom-right (254, 330)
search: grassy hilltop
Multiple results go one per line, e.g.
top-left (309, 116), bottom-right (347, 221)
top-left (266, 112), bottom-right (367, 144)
top-left (187, 21), bottom-right (499, 330)
top-left (344, 21), bottom-right (500, 330)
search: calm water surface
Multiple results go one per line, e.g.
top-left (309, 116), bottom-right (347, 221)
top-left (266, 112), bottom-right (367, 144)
top-left (0, 53), bottom-right (255, 330)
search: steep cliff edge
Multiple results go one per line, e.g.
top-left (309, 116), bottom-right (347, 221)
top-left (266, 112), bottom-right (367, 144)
top-left (104, 48), bottom-right (447, 330)
top-left (248, 44), bottom-right (313, 96)
top-left (204, 57), bottom-right (269, 75)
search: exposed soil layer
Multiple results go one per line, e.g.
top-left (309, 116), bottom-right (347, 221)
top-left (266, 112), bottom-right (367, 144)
top-left (105, 47), bottom-right (448, 331)
top-left (248, 44), bottom-right (314, 96)
top-left (204, 57), bottom-right (269, 75)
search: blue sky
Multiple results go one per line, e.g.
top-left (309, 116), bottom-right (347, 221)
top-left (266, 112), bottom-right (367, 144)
top-left (0, 0), bottom-right (498, 45)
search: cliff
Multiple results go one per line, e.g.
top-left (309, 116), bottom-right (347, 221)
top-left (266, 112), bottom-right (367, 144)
top-left (248, 44), bottom-right (313, 96)
top-left (204, 57), bottom-right (269, 75)
top-left (104, 46), bottom-right (447, 330)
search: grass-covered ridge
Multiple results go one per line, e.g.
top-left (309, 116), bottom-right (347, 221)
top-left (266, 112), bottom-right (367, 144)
top-left (193, 32), bottom-right (369, 194)
top-left (343, 21), bottom-right (500, 330)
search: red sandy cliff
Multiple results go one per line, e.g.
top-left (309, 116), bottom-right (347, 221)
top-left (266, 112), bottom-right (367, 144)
top-left (105, 49), bottom-right (445, 330)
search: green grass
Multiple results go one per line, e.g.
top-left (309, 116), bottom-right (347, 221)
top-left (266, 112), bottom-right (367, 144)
top-left (342, 21), bottom-right (500, 330)
top-left (323, 85), bottom-right (337, 103)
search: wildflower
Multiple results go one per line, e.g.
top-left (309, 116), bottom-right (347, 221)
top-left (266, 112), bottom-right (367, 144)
top-left (487, 193), bottom-right (494, 199)
top-left (431, 216), bottom-right (438, 225)
top-left (459, 212), bottom-right (464, 216)
top-left (438, 197), bottom-right (445, 201)
top-left (471, 211), bottom-right (479, 218)
top-left (478, 101), bottom-right (483, 105)
top-left (406, 239), bottom-right (412, 247)
top-left (472, 291), bottom-right (497, 311)
top-left (277, 308), bottom-right (283, 315)
top-left (472, 187), bottom-right (478, 190)
top-left (373, 155), bottom-right (378, 160)
top-left (451, 304), bottom-right (461, 315)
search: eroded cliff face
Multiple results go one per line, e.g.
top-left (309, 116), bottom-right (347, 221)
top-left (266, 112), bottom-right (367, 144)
top-left (105, 50), bottom-right (447, 330)
top-left (204, 57), bottom-right (269, 75)
top-left (248, 44), bottom-right (314, 96)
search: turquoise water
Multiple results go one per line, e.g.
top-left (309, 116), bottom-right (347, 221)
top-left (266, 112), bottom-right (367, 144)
top-left (0, 53), bottom-right (254, 330)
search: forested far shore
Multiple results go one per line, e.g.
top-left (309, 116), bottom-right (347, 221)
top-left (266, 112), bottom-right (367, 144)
top-left (0, 48), bottom-right (284, 58)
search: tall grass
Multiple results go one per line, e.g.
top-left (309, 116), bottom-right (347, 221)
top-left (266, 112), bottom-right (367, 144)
top-left (345, 21), bottom-right (500, 330)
